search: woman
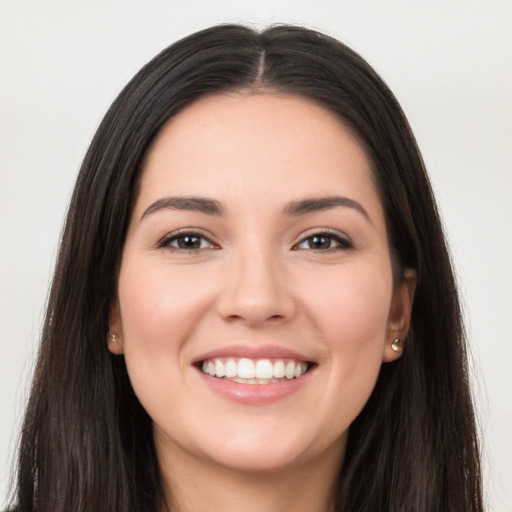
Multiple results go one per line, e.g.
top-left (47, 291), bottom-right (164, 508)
top-left (10, 24), bottom-right (483, 511)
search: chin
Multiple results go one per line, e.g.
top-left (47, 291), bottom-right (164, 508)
top-left (204, 444), bottom-right (309, 474)
top-left (192, 423), bottom-right (347, 475)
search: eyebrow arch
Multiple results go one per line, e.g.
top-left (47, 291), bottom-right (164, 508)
top-left (283, 196), bottom-right (372, 223)
top-left (140, 196), bottom-right (224, 220)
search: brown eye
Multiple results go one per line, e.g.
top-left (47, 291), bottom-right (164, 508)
top-left (295, 231), bottom-right (353, 251)
top-left (307, 235), bottom-right (333, 249)
top-left (175, 235), bottom-right (203, 249)
top-left (158, 231), bottom-right (217, 251)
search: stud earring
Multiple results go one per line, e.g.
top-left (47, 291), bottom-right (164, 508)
top-left (391, 338), bottom-right (402, 352)
top-left (107, 331), bottom-right (124, 354)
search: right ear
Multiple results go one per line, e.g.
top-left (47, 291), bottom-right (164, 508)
top-left (382, 268), bottom-right (417, 362)
top-left (108, 301), bottom-right (124, 355)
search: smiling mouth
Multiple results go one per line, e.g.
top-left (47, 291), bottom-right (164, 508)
top-left (198, 357), bottom-right (312, 384)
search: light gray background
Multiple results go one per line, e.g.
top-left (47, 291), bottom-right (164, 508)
top-left (1, 1), bottom-right (511, 510)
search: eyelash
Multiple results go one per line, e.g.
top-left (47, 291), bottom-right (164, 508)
top-left (293, 230), bottom-right (353, 252)
top-left (157, 229), bottom-right (353, 254)
top-left (157, 230), bottom-right (218, 253)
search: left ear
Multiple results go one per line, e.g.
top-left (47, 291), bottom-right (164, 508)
top-left (107, 300), bottom-right (125, 355)
top-left (382, 268), bottom-right (417, 362)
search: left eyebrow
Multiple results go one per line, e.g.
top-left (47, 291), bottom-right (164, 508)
top-left (283, 196), bottom-right (372, 224)
top-left (140, 196), bottom-right (224, 220)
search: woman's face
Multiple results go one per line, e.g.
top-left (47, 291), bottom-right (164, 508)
top-left (111, 93), bottom-right (414, 475)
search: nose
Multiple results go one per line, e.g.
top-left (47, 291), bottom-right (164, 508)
top-left (215, 248), bottom-right (296, 327)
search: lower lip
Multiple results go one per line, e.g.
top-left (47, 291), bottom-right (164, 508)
top-left (195, 367), bottom-right (314, 405)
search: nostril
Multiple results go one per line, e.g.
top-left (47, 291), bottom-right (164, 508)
top-left (216, 284), bottom-right (296, 326)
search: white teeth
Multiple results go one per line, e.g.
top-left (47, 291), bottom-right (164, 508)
top-left (225, 358), bottom-right (237, 378)
top-left (273, 360), bottom-right (285, 378)
top-left (285, 361), bottom-right (295, 380)
top-left (200, 357), bottom-right (309, 383)
top-left (215, 359), bottom-right (225, 378)
top-left (238, 358), bottom-right (255, 379)
top-left (232, 377), bottom-right (273, 385)
top-left (255, 359), bottom-right (273, 379)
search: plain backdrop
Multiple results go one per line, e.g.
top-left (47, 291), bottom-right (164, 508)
top-left (1, 1), bottom-right (511, 510)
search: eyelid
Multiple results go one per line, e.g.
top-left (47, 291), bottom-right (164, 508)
top-left (155, 227), bottom-right (352, 252)
top-left (293, 228), bottom-right (353, 251)
top-left (156, 228), bottom-right (219, 250)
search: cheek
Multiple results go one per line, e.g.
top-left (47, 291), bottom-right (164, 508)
top-left (304, 263), bottom-right (392, 343)
top-left (116, 260), bottom-right (215, 424)
top-left (118, 259), bottom-right (208, 342)
top-left (116, 260), bottom-right (213, 386)
top-left (300, 264), bottom-right (392, 410)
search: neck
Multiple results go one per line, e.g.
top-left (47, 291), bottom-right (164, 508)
top-left (157, 440), bottom-right (344, 512)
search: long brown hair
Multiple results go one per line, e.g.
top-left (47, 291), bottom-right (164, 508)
top-left (10, 24), bottom-right (483, 511)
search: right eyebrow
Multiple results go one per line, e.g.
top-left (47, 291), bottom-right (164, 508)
top-left (283, 195), bottom-right (372, 224)
top-left (140, 196), bottom-right (224, 220)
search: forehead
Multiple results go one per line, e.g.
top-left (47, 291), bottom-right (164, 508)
top-left (136, 93), bottom-right (383, 221)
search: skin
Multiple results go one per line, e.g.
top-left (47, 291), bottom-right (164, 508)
top-left (110, 93), bottom-right (415, 512)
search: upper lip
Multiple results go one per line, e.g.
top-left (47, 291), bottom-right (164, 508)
top-left (192, 344), bottom-right (313, 364)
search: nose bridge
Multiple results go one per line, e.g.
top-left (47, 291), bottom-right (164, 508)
top-left (217, 240), bottom-right (295, 325)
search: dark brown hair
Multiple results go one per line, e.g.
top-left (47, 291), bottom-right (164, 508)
top-left (10, 24), bottom-right (483, 511)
